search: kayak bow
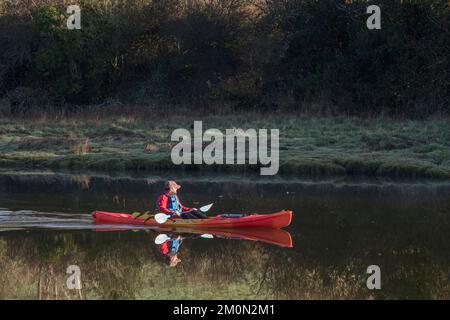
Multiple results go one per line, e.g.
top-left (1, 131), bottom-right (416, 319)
top-left (92, 210), bottom-right (292, 229)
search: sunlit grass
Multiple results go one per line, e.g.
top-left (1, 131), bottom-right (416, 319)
top-left (0, 114), bottom-right (449, 178)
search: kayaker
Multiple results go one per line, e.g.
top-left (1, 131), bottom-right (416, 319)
top-left (157, 180), bottom-right (207, 219)
top-left (157, 235), bottom-right (183, 267)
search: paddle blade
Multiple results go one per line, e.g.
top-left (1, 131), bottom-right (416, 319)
top-left (154, 213), bottom-right (170, 224)
top-left (131, 212), bottom-right (142, 218)
top-left (199, 203), bottom-right (213, 212)
top-left (200, 234), bottom-right (214, 239)
top-left (155, 234), bottom-right (170, 245)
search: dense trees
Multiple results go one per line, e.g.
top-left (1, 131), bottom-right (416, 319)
top-left (0, 0), bottom-right (449, 116)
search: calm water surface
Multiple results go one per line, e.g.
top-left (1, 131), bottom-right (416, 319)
top-left (0, 171), bottom-right (448, 299)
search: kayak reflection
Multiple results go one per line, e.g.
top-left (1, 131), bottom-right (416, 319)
top-left (153, 228), bottom-right (293, 267)
top-left (94, 226), bottom-right (293, 267)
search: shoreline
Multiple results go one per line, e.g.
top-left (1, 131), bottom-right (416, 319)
top-left (2, 168), bottom-right (450, 188)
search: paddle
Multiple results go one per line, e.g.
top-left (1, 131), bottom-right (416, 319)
top-left (132, 203), bottom-right (213, 222)
top-left (155, 234), bottom-right (170, 244)
top-left (154, 203), bottom-right (214, 224)
top-left (154, 233), bottom-right (213, 244)
top-left (198, 203), bottom-right (213, 212)
top-left (131, 211), bottom-right (152, 219)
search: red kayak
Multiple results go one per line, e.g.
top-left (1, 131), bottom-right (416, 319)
top-left (92, 210), bottom-right (292, 229)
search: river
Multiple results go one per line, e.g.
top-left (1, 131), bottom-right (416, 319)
top-left (0, 170), bottom-right (448, 299)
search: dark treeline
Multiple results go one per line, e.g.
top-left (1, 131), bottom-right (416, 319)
top-left (0, 0), bottom-right (449, 116)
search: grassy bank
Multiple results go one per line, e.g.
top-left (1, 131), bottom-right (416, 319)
top-left (0, 114), bottom-right (449, 179)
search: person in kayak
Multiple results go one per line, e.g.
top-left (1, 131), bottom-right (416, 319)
top-left (157, 180), bottom-right (207, 219)
top-left (157, 235), bottom-right (183, 267)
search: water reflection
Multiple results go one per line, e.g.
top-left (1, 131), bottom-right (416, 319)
top-left (154, 233), bottom-right (216, 267)
top-left (152, 228), bottom-right (292, 267)
top-left (0, 171), bottom-right (449, 299)
top-left (155, 234), bottom-right (184, 267)
top-left (95, 227), bottom-right (293, 268)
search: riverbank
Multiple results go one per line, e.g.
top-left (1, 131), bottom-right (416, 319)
top-left (0, 114), bottom-right (449, 179)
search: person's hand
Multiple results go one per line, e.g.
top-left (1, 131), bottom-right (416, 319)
top-left (192, 208), bottom-right (198, 211)
top-left (174, 210), bottom-right (181, 216)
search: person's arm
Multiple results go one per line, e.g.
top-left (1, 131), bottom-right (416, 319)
top-left (177, 195), bottom-right (193, 212)
top-left (157, 194), bottom-right (173, 214)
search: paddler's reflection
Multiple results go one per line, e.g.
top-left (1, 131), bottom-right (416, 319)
top-left (155, 234), bottom-right (184, 267)
top-left (154, 233), bottom-right (214, 267)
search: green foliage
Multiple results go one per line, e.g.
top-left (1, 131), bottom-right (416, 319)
top-left (0, 0), bottom-right (449, 115)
